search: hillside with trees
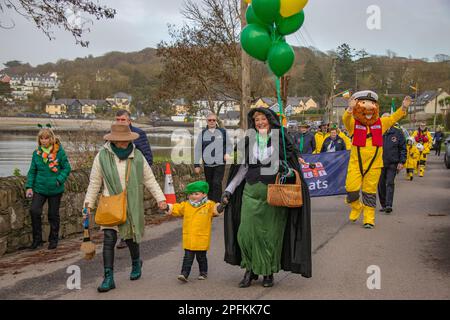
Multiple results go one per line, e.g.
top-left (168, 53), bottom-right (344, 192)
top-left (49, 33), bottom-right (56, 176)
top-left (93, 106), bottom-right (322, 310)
top-left (2, 45), bottom-right (450, 115)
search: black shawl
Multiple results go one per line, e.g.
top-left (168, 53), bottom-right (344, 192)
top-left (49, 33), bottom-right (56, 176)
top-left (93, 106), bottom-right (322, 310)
top-left (223, 108), bottom-right (312, 278)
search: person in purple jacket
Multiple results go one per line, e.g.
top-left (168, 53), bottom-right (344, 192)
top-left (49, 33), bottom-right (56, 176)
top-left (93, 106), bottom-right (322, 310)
top-left (115, 109), bottom-right (154, 248)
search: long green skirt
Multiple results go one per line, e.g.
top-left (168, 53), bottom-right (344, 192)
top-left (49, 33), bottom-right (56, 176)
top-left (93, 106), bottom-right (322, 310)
top-left (237, 182), bottom-right (288, 276)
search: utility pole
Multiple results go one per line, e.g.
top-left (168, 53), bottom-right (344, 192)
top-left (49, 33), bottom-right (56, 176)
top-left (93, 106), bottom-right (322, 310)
top-left (434, 88), bottom-right (442, 131)
top-left (240, 0), bottom-right (251, 130)
top-left (326, 59), bottom-right (336, 123)
top-left (413, 82), bottom-right (418, 125)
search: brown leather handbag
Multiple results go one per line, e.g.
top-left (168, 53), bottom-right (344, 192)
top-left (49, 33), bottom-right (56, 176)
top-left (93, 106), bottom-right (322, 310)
top-left (267, 169), bottom-right (303, 208)
top-left (95, 160), bottom-right (131, 227)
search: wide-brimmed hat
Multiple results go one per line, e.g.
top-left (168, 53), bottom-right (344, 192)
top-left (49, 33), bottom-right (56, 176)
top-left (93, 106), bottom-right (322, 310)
top-left (103, 124), bottom-right (139, 141)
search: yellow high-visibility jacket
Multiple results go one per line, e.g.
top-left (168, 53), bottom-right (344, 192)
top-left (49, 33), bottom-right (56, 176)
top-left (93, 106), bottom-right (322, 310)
top-left (314, 132), bottom-right (328, 154)
top-left (170, 200), bottom-right (218, 251)
top-left (412, 130), bottom-right (433, 154)
top-left (405, 145), bottom-right (419, 169)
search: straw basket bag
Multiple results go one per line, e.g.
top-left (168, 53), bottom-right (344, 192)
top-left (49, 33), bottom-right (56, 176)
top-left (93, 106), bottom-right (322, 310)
top-left (267, 169), bottom-right (303, 208)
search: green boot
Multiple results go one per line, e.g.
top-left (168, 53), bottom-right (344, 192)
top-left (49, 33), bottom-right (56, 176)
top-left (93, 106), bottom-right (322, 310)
top-left (97, 268), bottom-right (116, 292)
top-left (130, 259), bottom-right (143, 280)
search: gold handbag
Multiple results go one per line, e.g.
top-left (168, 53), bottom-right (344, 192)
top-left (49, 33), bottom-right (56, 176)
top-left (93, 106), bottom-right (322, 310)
top-left (267, 169), bottom-right (303, 208)
top-left (95, 160), bottom-right (131, 227)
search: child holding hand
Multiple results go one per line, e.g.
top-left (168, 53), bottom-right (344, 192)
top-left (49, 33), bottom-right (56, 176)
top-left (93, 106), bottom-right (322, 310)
top-left (166, 181), bottom-right (223, 282)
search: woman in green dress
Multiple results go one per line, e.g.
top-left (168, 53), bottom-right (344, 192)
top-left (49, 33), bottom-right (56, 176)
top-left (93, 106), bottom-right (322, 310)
top-left (222, 108), bottom-right (312, 288)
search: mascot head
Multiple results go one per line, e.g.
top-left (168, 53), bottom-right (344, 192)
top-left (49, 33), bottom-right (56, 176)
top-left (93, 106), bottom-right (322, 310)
top-left (352, 90), bottom-right (380, 126)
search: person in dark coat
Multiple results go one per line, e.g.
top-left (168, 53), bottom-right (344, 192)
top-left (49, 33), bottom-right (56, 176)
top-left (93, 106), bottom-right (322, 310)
top-left (115, 109), bottom-right (154, 249)
top-left (291, 122), bottom-right (316, 156)
top-left (320, 128), bottom-right (347, 153)
top-left (116, 110), bottom-right (153, 165)
top-left (194, 113), bottom-right (232, 202)
top-left (433, 127), bottom-right (445, 156)
top-left (377, 119), bottom-right (407, 213)
top-left (221, 108), bottom-right (312, 288)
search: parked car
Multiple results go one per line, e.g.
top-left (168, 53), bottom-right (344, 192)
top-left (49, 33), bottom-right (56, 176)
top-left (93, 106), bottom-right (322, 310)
top-left (444, 136), bottom-right (450, 169)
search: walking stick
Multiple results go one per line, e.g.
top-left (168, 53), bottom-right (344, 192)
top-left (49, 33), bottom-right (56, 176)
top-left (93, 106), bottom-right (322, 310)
top-left (80, 203), bottom-right (96, 260)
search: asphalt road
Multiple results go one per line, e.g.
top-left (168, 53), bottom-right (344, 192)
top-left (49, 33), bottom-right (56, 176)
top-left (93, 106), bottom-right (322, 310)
top-left (0, 154), bottom-right (449, 300)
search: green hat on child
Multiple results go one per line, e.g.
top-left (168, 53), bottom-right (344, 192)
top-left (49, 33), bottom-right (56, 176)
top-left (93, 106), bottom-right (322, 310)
top-left (184, 181), bottom-right (209, 195)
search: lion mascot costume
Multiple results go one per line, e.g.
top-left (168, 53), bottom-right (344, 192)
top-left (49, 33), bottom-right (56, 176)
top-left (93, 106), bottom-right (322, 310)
top-left (343, 91), bottom-right (411, 228)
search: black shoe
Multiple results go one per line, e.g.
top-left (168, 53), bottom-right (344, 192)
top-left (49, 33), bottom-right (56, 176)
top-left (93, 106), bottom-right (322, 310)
top-left (385, 207), bottom-right (392, 214)
top-left (48, 242), bottom-right (58, 250)
top-left (262, 275), bottom-right (274, 287)
top-left (30, 241), bottom-right (43, 250)
top-left (239, 270), bottom-right (258, 288)
top-left (379, 207), bottom-right (385, 212)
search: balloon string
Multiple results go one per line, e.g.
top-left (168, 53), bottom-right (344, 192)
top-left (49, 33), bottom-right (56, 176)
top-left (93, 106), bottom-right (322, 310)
top-left (276, 77), bottom-right (288, 163)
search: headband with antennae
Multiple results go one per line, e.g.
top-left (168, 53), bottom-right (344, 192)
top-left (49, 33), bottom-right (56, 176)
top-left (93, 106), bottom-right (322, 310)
top-left (37, 123), bottom-right (54, 129)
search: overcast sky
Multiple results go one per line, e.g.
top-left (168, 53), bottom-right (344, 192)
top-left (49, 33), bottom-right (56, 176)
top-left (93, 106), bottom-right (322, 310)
top-left (1, 0), bottom-right (449, 67)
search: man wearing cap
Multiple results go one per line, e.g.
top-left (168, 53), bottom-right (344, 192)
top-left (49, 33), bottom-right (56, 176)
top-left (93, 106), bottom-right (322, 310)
top-left (412, 122), bottom-right (433, 177)
top-left (343, 91), bottom-right (411, 228)
top-left (292, 122), bottom-right (316, 156)
top-left (314, 121), bottom-right (329, 154)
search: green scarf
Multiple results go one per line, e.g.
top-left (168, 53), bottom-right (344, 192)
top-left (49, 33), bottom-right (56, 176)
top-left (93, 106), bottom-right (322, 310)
top-left (189, 196), bottom-right (208, 208)
top-left (299, 134), bottom-right (304, 154)
top-left (99, 145), bottom-right (145, 243)
top-left (256, 132), bottom-right (269, 157)
top-left (111, 142), bottom-right (133, 160)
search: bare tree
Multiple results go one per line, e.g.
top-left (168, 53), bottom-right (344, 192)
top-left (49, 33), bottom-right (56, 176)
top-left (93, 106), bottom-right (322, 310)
top-left (0, 0), bottom-right (116, 47)
top-left (157, 0), bottom-right (241, 115)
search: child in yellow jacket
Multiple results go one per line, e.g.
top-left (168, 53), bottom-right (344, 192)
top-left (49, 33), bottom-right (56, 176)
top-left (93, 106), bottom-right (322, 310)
top-left (405, 138), bottom-right (419, 181)
top-left (167, 181), bottom-right (221, 282)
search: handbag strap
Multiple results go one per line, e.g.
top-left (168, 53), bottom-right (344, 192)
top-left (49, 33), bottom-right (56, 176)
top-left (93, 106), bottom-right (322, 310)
top-left (275, 169), bottom-right (301, 185)
top-left (124, 159), bottom-right (131, 190)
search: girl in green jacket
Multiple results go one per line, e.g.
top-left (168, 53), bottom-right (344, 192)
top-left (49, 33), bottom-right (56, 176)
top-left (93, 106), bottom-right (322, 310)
top-left (25, 127), bottom-right (71, 250)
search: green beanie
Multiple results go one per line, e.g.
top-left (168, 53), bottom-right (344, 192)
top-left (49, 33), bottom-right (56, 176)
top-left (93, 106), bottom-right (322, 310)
top-left (184, 181), bottom-right (209, 195)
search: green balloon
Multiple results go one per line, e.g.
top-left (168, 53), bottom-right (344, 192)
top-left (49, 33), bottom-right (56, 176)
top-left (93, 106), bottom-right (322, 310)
top-left (246, 5), bottom-right (266, 26)
top-left (252, 0), bottom-right (280, 24)
top-left (241, 24), bottom-right (272, 62)
top-left (276, 10), bottom-right (305, 36)
top-left (268, 41), bottom-right (295, 77)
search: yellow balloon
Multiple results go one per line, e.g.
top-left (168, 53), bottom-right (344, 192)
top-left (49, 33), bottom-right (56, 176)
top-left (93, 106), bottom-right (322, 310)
top-left (280, 0), bottom-right (308, 18)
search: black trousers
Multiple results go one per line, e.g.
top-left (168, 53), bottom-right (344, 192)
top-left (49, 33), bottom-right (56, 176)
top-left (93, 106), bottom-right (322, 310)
top-left (435, 142), bottom-right (442, 156)
top-left (30, 192), bottom-right (62, 243)
top-left (203, 165), bottom-right (225, 202)
top-left (181, 249), bottom-right (208, 277)
top-left (103, 229), bottom-right (140, 269)
top-left (378, 163), bottom-right (398, 208)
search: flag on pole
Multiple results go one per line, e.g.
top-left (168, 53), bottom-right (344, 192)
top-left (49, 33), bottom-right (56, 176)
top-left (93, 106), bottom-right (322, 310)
top-left (342, 90), bottom-right (351, 99)
top-left (391, 98), bottom-right (396, 113)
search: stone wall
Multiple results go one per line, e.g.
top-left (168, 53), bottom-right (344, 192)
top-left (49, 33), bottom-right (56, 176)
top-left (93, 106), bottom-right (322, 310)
top-left (0, 163), bottom-right (199, 257)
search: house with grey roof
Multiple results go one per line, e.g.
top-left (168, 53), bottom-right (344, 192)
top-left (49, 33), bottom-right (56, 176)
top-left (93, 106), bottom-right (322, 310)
top-left (411, 90), bottom-right (450, 116)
